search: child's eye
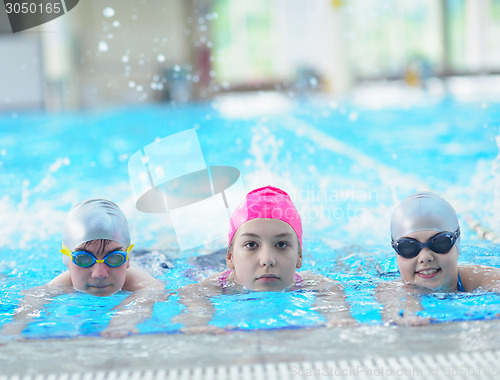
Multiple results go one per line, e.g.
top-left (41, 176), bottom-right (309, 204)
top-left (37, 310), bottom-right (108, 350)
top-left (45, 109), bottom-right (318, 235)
top-left (276, 241), bottom-right (289, 249)
top-left (244, 241), bottom-right (258, 249)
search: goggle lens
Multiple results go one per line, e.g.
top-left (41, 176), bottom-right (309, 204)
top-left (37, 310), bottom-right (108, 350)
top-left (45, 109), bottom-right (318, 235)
top-left (395, 240), bottom-right (419, 258)
top-left (392, 229), bottom-right (460, 258)
top-left (74, 253), bottom-right (95, 268)
top-left (105, 253), bottom-right (127, 267)
top-left (72, 251), bottom-right (127, 268)
top-left (431, 234), bottom-right (455, 253)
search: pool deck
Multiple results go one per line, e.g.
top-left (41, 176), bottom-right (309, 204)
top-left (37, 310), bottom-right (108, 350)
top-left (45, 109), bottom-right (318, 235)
top-left (3, 320), bottom-right (500, 378)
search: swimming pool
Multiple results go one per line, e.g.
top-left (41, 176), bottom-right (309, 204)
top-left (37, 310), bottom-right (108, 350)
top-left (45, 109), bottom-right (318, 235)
top-left (2, 80), bottom-right (500, 376)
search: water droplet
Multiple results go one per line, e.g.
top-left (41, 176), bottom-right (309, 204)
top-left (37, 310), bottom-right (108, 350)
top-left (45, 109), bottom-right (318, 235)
top-left (121, 55), bottom-right (129, 63)
top-left (128, 81), bottom-right (136, 88)
top-left (98, 41), bottom-right (109, 52)
top-left (174, 65), bottom-right (181, 72)
top-left (103, 7), bottom-right (115, 18)
top-left (113, 21), bottom-right (120, 27)
top-left (157, 54), bottom-right (166, 63)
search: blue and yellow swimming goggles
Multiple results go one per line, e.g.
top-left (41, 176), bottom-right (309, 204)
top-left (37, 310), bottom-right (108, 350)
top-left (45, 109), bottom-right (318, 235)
top-left (61, 243), bottom-right (134, 268)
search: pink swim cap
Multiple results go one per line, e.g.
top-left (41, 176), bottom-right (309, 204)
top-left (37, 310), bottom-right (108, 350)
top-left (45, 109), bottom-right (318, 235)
top-left (228, 186), bottom-right (303, 246)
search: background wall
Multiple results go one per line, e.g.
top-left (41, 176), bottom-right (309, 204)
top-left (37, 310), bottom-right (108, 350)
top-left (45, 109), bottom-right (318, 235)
top-left (1, 0), bottom-right (500, 110)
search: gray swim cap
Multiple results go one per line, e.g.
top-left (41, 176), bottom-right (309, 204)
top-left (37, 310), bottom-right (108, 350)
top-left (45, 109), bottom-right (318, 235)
top-left (63, 199), bottom-right (131, 252)
top-left (391, 192), bottom-right (460, 241)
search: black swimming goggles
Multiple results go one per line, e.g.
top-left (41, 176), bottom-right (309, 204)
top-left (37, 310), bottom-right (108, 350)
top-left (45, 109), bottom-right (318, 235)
top-left (391, 228), bottom-right (460, 259)
top-left (61, 243), bottom-right (133, 268)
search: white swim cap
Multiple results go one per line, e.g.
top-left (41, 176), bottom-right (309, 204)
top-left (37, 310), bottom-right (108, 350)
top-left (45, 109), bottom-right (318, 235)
top-left (391, 192), bottom-right (460, 241)
top-left (63, 199), bottom-right (131, 252)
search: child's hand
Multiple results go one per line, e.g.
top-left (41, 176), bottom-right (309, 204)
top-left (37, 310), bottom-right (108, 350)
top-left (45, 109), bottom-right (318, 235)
top-left (100, 323), bottom-right (140, 338)
top-left (325, 318), bottom-right (358, 328)
top-left (0, 323), bottom-right (27, 338)
top-left (389, 312), bottom-right (431, 326)
top-left (180, 325), bottom-right (226, 335)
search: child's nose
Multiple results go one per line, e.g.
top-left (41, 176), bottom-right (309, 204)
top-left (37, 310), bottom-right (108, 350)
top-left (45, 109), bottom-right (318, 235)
top-left (417, 248), bottom-right (434, 263)
top-left (260, 246), bottom-right (277, 267)
top-left (91, 263), bottom-right (109, 279)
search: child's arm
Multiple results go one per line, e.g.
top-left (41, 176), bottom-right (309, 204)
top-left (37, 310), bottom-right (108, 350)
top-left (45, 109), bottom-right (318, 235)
top-left (0, 284), bottom-right (67, 338)
top-left (303, 273), bottom-right (357, 327)
top-left (100, 266), bottom-right (169, 338)
top-left (375, 281), bottom-right (431, 326)
top-left (173, 274), bottom-right (225, 334)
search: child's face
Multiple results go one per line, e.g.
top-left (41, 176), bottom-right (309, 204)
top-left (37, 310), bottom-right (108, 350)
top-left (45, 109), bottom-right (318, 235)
top-left (227, 218), bottom-right (302, 291)
top-left (68, 240), bottom-right (130, 296)
top-left (396, 230), bottom-right (459, 290)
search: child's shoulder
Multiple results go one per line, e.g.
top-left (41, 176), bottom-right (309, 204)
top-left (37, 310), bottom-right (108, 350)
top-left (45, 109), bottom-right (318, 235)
top-left (48, 271), bottom-right (72, 286)
top-left (459, 264), bottom-right (500, 292)
top-left (123, 266), bottom-right (164, 291)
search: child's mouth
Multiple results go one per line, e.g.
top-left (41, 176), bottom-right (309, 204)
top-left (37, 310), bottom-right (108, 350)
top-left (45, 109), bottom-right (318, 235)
top-left (257, 274), bottom-right (279, 282)
top-left (416, 268), bottom-right (441, 278)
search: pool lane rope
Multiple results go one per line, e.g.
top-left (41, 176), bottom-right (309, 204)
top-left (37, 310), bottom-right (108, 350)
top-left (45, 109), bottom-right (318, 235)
top-left (464, 213), bottom-right (500, 243)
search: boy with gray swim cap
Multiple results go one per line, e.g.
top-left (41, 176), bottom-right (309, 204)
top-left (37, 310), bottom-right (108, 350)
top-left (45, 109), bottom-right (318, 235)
top-left (52, 199), bottom-right (161, 297)
top-left (380, 191), bottom-right (500, 325)
top-left (2, 199), bottom-right (166, 338)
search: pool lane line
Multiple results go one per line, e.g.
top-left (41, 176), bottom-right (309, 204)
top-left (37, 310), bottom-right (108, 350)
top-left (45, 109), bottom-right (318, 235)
top-left (278, 114), bottom-right (430, 191)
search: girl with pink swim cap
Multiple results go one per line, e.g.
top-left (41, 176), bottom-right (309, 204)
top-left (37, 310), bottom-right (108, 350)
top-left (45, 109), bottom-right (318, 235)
top-left (175, 186), bottom-right (354, 333)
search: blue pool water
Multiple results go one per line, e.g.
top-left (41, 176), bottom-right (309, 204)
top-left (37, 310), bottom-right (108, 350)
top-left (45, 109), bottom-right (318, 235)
top-left (1, 89), bottom-right (500, 338)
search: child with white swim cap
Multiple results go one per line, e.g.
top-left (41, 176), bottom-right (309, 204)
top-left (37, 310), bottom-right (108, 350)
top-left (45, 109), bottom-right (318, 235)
top-left (2, 199), bottom-right (166, 338)
top-left (175, 186), bottom-right (354, 333)
top-left (53, 199), bottom-right (162, 296)
top-left (379, 191), bottom-right (500, 325)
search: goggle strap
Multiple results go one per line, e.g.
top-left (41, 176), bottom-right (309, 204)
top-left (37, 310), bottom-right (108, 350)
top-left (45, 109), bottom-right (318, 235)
top-left (61, 243), bottom-right (74, 261)
top-left (126, 244), bottom-right (134, 261)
